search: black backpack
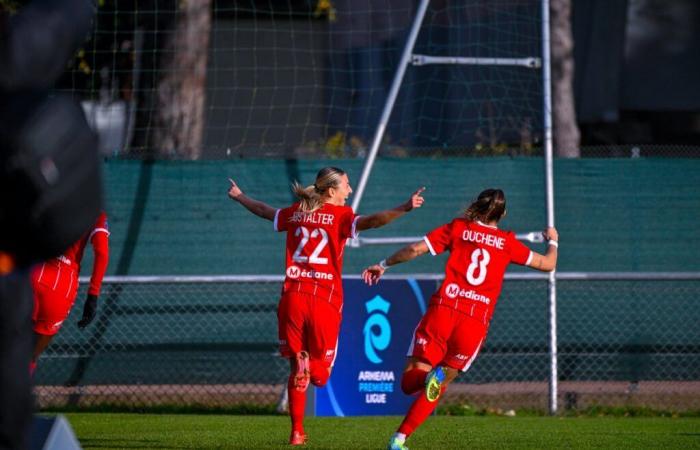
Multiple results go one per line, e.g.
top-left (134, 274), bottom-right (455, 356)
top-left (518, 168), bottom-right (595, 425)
top-left (0, 90), bottom-right (103, 266)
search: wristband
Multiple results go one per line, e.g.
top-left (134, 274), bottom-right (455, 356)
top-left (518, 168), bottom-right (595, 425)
top-left (548, 240), bottom-right (558, 248)
top-left (379, 259), bottom-right (390, 270)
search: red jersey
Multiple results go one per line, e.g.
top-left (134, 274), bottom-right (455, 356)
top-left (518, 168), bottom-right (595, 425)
top-left (56, 212), bottom-right (110, 295)
top-left (275, 202), bottom-right (359, 304)
top-left (32, 212), bottom-right (109, 335)
top-left (424, 219), bottom-right (532, 324)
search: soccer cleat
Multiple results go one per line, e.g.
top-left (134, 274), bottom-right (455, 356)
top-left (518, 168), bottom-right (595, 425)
top-left (294, 351), bottom-right (310, 392)
top-left (289, 430), bottom-right (307, 446)
top-left (387, 436), bottom-right (409, 450)
top-left (425, 366), bottom-right (446, 402)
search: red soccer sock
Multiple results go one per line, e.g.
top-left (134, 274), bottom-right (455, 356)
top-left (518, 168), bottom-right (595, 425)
top-left (397, 385), bottom-right (447, 437)
top-left (287, 374), bottom-right (306, 434)
top-left (401, 368), bottom-right (428, 395)
top-left (309, 359), bottom-right (330, 387)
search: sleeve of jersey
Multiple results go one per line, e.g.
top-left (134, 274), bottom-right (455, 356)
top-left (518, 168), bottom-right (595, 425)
top-left (346, 207), bottom-right (361, 240)
top-left (423, 221), bottom-right (453, 256)
top-left (88, 229), bottom-right (110, 296)
top-left (509, 233), bottom-right (533, 266)
top-left (351, 214), bottom-right (360, 239)
top-left (274, 206), bottom-right (293, 232)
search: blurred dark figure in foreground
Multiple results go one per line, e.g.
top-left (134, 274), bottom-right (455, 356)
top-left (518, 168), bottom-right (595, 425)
top-left (0, 1), bottom-right (101, 448)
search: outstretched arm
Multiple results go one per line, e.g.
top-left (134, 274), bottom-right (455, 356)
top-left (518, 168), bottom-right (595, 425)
top-left (78, 228), bottom-right (109, 329)
top-left (527, 227), bottom-right (559, 272)
top-left (355, 187), bottom-right (425, 231)
top-left (362, 240), bottom-right (430, 285)
top-left (227, 178), bottom-right (276, 221)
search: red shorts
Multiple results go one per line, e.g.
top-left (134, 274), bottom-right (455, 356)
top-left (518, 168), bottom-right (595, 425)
top-left (277, 291), bottom-right (342, 369)
top-left (31, 261), bottom-right (79, 336)
top-left (409, 304), bottom-right (488, 371)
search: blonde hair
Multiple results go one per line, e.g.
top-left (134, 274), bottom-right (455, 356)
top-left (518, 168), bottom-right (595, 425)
top-left (464, 188), bottom-right (506, 223)
top-left (292, 167), bottom-right (346, 212)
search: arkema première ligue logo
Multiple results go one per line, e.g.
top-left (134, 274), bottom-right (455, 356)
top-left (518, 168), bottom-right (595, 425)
top-left (363, 295), bottom-right (391, 364)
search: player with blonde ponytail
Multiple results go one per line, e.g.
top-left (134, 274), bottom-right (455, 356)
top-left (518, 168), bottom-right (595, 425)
top-left (228, 167), bottom-right (425, 445)
top-left (291, 167), bottom-right (348, 212)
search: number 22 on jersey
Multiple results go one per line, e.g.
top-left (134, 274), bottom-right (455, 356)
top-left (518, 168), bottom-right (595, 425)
top-left (292, 226), bottom-right (329, 264)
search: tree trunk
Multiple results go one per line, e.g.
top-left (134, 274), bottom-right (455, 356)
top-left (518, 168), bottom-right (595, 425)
top-left (153, 0), bottom-right (211, 159)
top-left (550, 0), bottom-right (580, 157)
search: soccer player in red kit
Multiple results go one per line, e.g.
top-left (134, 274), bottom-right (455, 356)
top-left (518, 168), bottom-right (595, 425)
top-left (228, 167), bottom-right (424, 445)
top-left (30, 212), bottom-right (110, 374)
top-left (362, 189), bottom-right (558, 450)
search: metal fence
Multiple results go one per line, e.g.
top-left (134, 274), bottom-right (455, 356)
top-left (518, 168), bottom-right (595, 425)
top-left (35, 273), bottom-right (700, 414)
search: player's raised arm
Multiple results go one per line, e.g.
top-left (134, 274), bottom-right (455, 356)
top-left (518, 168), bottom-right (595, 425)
top-left (355, 187), bottom-right (425, 231)
top-left (362, 240), bottom-right (430, 286)
top-left (526, 227), bottom-right (559, 272)
top-left (227, 178), bottom-right (276, 221)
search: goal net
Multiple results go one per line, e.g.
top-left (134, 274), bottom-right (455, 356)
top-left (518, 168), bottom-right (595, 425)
top-left (60, 0), bottom-right (543, 159)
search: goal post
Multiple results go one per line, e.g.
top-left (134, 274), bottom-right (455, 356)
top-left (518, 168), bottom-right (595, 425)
top-left (349, 0), bottom-right (559, 413)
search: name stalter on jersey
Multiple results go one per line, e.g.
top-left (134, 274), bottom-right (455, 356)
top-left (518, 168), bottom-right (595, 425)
top-left (275, 202), bottom-right (360, 306)
top-left (424, 219), bottom-right (533, 324)
top-left (289, 211), bottom-right (335, 225)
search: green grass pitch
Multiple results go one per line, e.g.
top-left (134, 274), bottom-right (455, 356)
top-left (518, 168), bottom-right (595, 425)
top-left (64, 413), bottom-right (699, 449)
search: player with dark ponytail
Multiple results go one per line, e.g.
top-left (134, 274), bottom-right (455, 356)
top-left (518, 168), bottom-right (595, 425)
top-left (363, 188), bottom-right (558, 450)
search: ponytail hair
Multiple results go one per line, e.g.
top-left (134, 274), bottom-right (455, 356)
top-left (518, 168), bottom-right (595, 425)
top-left (464, 188), bottom-right (506, 223)
top-left (292, 166), bottom-right (346, 212)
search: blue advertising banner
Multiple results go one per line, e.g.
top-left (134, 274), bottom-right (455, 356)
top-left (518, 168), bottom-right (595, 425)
top-left (315, 278), bottom-right (436, 416)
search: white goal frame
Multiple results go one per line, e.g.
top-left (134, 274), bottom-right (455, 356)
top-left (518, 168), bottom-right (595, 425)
top-left (347, 0), bottom-right (558, 413)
